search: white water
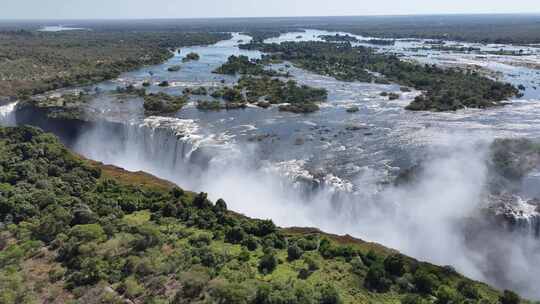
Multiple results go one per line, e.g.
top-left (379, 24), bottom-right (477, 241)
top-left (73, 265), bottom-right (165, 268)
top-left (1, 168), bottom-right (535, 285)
top-left (0, 102), bottom-right (17, 126)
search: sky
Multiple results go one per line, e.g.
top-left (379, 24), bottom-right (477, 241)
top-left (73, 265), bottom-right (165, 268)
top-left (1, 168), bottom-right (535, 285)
top-left (1, 0), bottom-right (539, 19)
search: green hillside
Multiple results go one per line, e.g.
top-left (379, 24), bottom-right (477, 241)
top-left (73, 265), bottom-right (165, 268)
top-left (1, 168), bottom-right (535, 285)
top-left (0, 126), bottom-right (523, 304)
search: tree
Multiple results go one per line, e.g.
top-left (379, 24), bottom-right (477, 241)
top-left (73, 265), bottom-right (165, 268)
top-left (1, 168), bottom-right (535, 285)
top-left (225, 226), bottom-right (246, 244)
top-left (436, 285), bottom-right (460, 304)
top-left (413, 270), bottom-right (438, 295)
top-left (500, 290), bottom-right (520, 304)
top-left (384, 254), bottom-right (406, 277)
top-left (287, 244), bottom-right (303, 261)
top-left (215, 198), bottom-right (227, 212)
top-left (457, 281), bottom-right (480, 300)
top-left (365, 263), bottom-right (391, 292)
top-left (320, 284), bottom-right (343, 304)
top-left (401, 294), bottom-right (427, 304)
top-left (258, 252), bottom-right (278, 274)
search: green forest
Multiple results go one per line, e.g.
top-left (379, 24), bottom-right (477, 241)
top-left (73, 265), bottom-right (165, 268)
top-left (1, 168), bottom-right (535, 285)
top-left (0, 30), bottom-right (229, 99)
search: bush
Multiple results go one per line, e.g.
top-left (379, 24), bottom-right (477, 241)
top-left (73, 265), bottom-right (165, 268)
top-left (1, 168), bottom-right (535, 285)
top-left (176, 271), bottom-right (210, 300)
top-left (500, 290), bottom-right (520, 304)
top-left (365, 263), bottom-right (391, 292)
top-left (457, 281), bottom-right (480, 300)
top-left (402, 294), bottom-right (428, 304)
top-left (384, 254), bottom-right (406, 277)
top-left (350, 256), bottom-right (366, 275)
top-left (320, 284), bottom-right (343, 304)
top-left (287, 244), bottom-right (303, 261)
top-left (209, 281), bottom-right (252, 304)
top-left (238, 249), bottom-right (250, 262)
top-left (413, 270), bottom-right (438, 294)
top-left (171, 187), bottom-right (184, 198)
top-left (296, 237), bottom-right (318, 251)
top-left (258, 252), bottom-right (278, 274)
top-left (436, 285), bottom-right (460, 304)
top-left (242, 236), bottom-right (258, 251)
top-left (225, 226), bottom-right (246, 244)
top-left (215, 198), bottom-right (227, 212)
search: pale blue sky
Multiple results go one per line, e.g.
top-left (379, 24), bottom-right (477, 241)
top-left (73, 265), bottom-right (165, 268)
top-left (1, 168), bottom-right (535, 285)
top-left (1, 0), bottom-right (539, 19)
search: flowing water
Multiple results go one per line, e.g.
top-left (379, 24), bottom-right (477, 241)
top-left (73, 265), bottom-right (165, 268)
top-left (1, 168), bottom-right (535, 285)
top-left (3, 30), bottom-right (540, 298)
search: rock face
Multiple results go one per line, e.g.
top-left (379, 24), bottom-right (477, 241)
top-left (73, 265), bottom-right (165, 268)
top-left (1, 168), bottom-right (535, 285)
top-left (485, 194), bottom-right (540, 237)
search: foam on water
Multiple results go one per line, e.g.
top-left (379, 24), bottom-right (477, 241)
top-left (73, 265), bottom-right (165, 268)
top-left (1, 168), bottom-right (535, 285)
top-left (0, 102), bottom-right (18, 126)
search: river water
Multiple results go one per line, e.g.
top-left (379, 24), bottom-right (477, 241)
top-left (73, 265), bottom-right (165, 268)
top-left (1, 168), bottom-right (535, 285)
top-left (2, 30), bottom-right (540, 298)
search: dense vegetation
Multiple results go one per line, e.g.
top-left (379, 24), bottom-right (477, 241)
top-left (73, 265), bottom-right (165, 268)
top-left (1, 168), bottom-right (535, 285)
top-left (319, 34), bottom-right (359, 43)
top-left (143, 92), bottom-right (188, 116)
top-left (241, 41), bottom-right (519, 111)
top-left (314, 15), bottom-right (540, 45)
top-left (0, 29), bottom-right (229, 100)
top-left (0, 126), bottom-right (524, 303)
top-left (213, 55), bottom-right (287, 77)
top-left (205, 75), bottom-right (328, 113)
top-left (183, 52), bottom-right (201, 62)
top-left (365, 39), bottom-right (395, 46)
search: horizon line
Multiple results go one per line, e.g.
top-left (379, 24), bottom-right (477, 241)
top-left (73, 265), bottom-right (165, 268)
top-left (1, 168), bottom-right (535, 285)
top-left (1, 12), bottom-right (540, 22)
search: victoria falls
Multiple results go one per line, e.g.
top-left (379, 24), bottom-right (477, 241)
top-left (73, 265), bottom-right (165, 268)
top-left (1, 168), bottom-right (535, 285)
top-left (1, 10), bottom-right (540, 304)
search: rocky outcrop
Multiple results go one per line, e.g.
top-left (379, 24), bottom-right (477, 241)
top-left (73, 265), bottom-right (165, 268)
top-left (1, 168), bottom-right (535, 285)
top-left (485, 194), bottom-right (540, 237)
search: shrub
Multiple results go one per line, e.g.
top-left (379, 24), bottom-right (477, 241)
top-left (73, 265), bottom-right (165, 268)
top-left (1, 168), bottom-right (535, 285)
top-left (215, 198), bottom-right (227, 212)
top-left (189, 232), bottom-right (213, 247)
top-left (242, 236), bottom-right (258, 251)
top-left (303, 254), bottom-right (320, 272)
top-left (225, 226), bottom-right (246, 244)
top-left (287, 244), bottom-right (303, 261)
top-left (176, 271), bottom-right (210, 299)
top-left (238, 249), bottom-right (250, 262)
top-left (350, 256), bottom-right (366, 275)
top-left (320, 284), bottom-right (343, 304)
top-left (171, 187), bottom-right (184, 198)
top-left (262, 233), bottom-right (286, 249)
top-left (296, 237), bottom-right (318, 251)
top-left (120, 276), bottom-right (145, 299)
top-left (436, 285), bottom-right (460, 304)
top-left (208, 280), bottom-right (252, 304)
top-left (254, 219), bottom-right (277, 237)
top-left (258, 252), bottom-right (278, 274)
top-left (500, 290), bottom-right (520, 304)
top-left (365, 263), bottom-right (391, 292)
top-left (413, 270), bottom-right (439, 294)
top-left (402, 294), bottom-right (428, 304)
top-left (457, 281), bottom-right (480, 300)
top-left (384, 254), bottom-right (406, 277)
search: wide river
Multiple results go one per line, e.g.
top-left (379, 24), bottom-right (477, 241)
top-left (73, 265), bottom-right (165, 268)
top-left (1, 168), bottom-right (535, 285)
top-left (2, 29), bottom-right (540, 298)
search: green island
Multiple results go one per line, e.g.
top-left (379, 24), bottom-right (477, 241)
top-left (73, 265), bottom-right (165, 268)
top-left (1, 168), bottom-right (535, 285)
top-left (167, 66), bottom-right (182, 72)
top-left (212, 55), bottom-right (287, 77)
top-left (365, 39), bottom-right (396, 46)
top-left (319, 34), bottom-right (360, 43)
top-left (240, 41), bottom-right (519, 111)
top-left (203, 75), bottom-right (328, 113)
top-left (0, 126), bottom-right (526, 304)
top-left (143, 92), bottom-right (188, 116)
top-left (0, 30), bottom-right (229, 100)
top-left (183, 52), bottom-right (201, 62)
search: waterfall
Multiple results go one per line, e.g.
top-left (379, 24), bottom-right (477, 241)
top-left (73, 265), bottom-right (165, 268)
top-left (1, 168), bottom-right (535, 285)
top-left (0, 102), bottom-right (18, 126)
top-left (488, 194), bottom-right (540, 238)
top-left (71, 116), bottom-right (220, 188)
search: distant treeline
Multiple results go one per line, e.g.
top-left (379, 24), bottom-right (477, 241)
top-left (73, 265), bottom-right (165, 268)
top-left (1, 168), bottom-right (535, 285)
top-left (0, 30), bottom-right (230, 99)
top-left (3, 14), bottom-right (539, 44)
